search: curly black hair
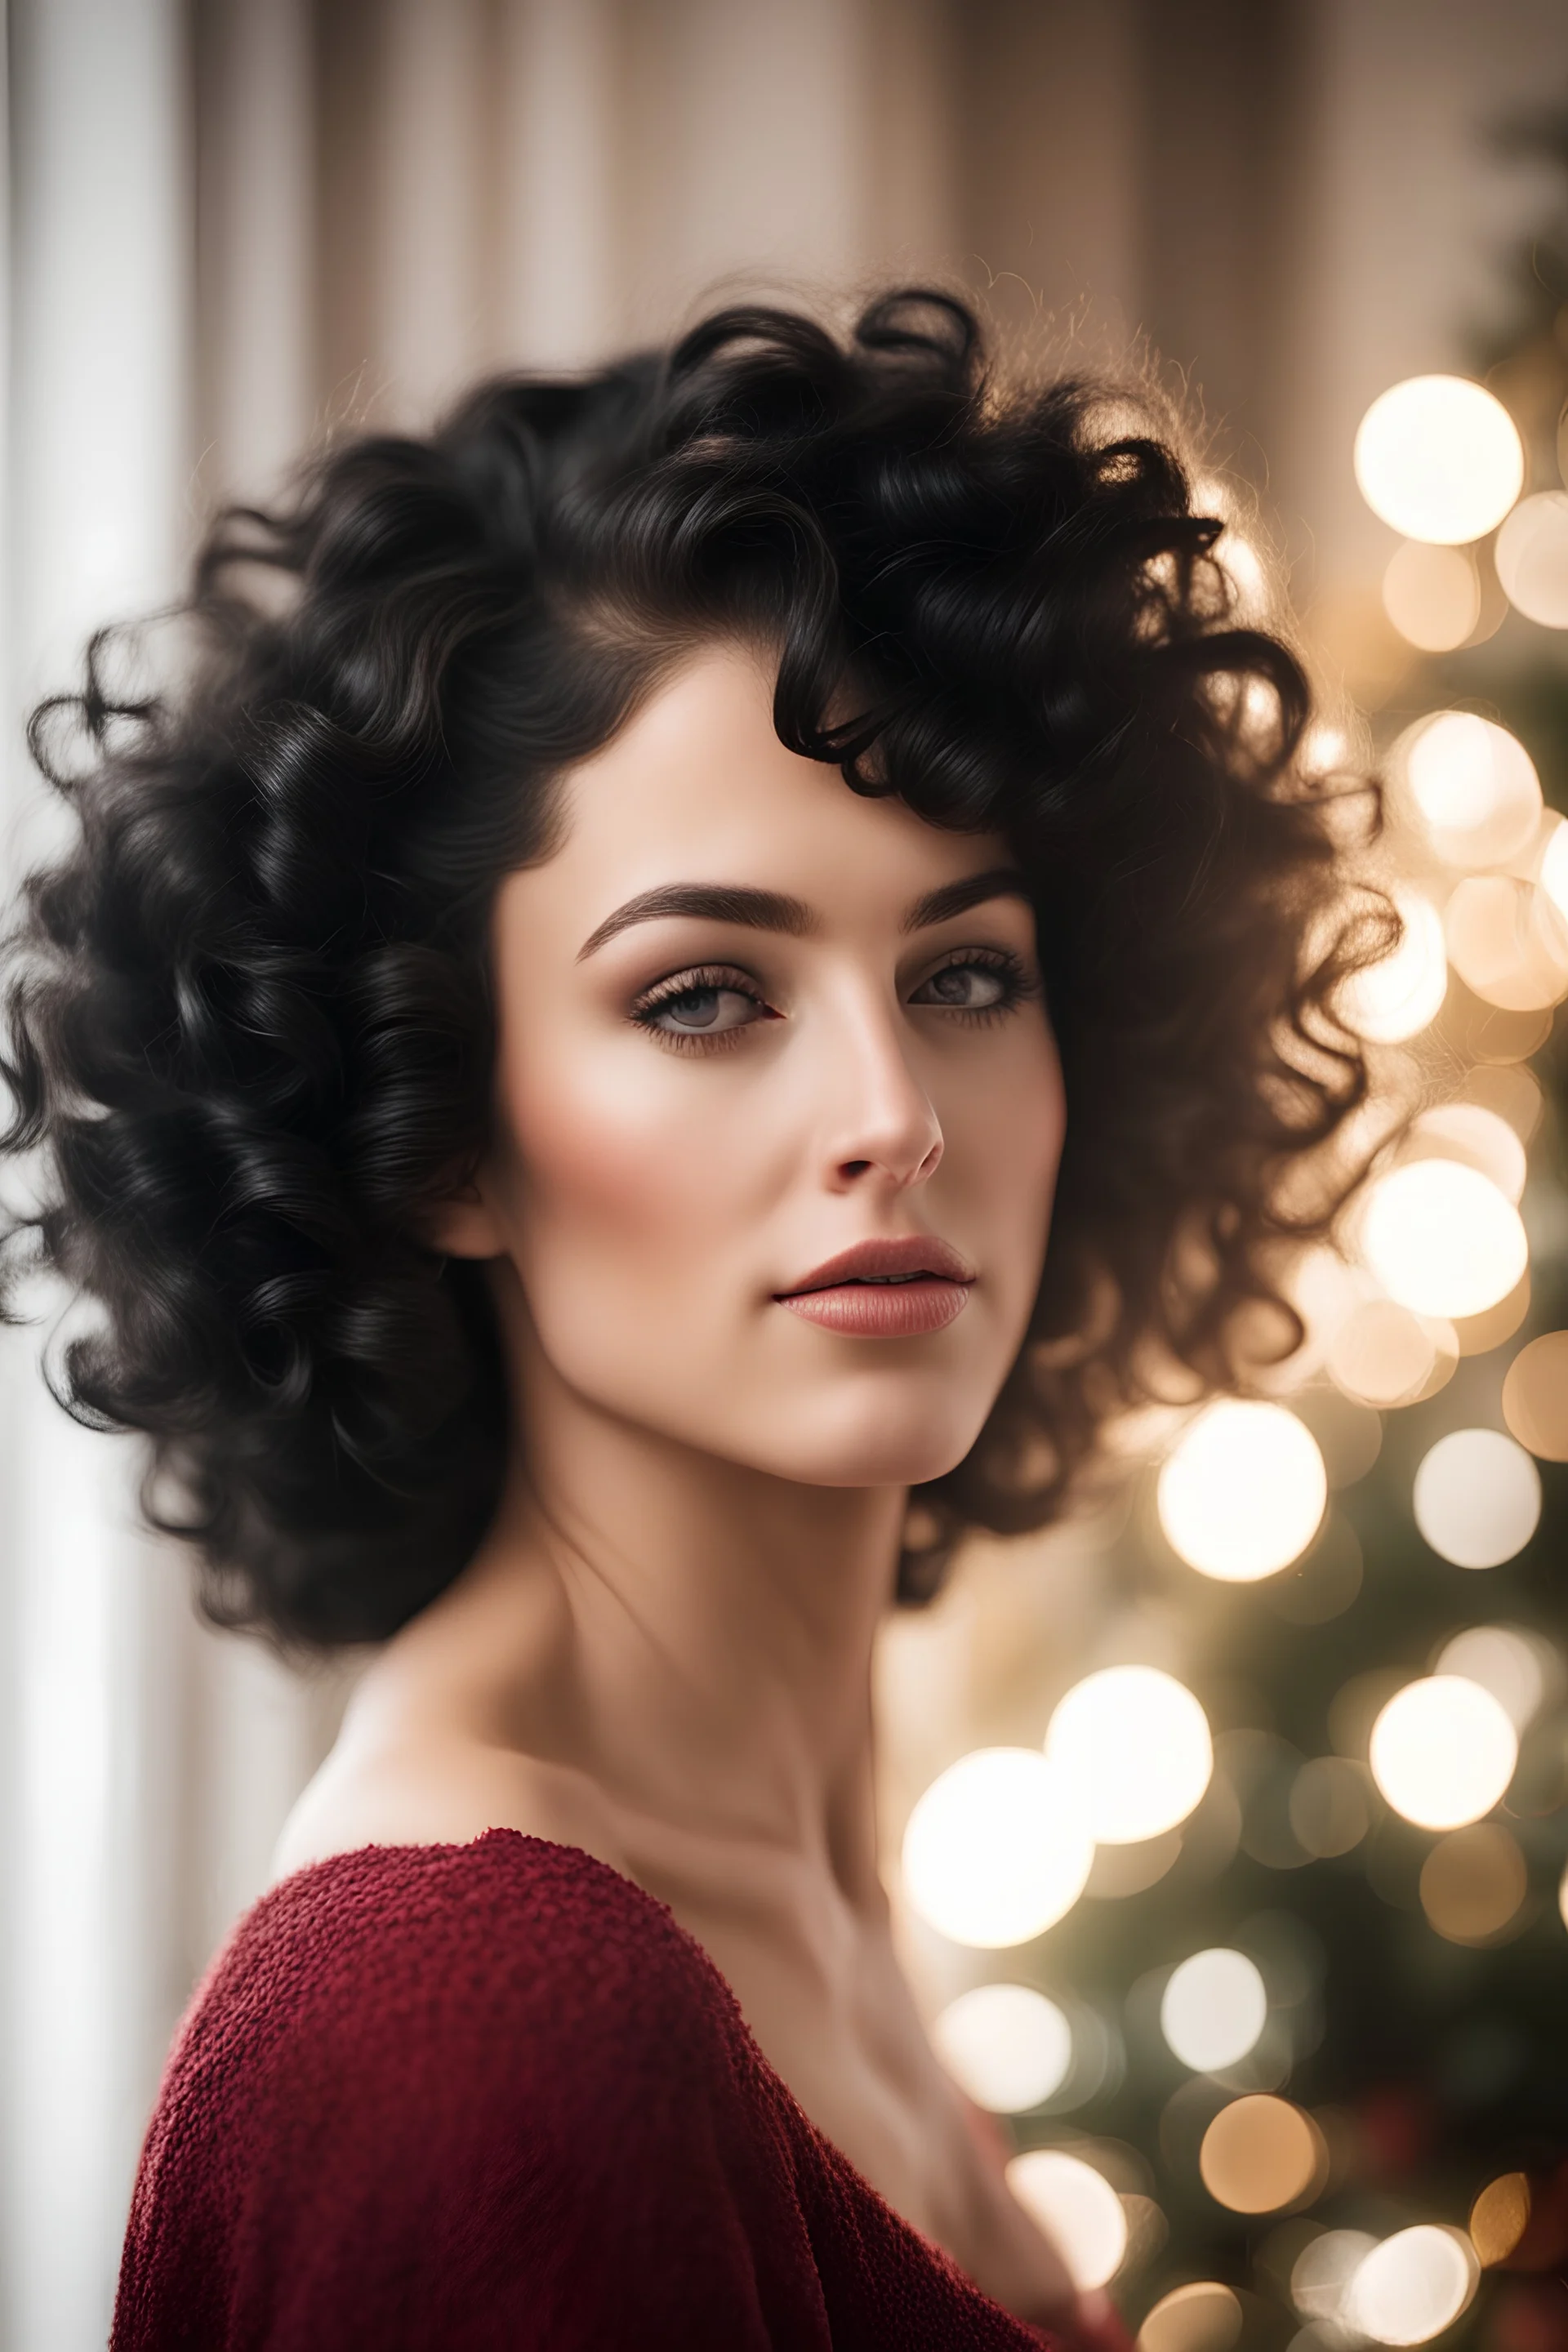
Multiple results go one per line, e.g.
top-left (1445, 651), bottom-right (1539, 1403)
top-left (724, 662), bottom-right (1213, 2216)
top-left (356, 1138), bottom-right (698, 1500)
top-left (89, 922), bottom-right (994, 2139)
top-left (0, 289), bottom-right (1379, 1646)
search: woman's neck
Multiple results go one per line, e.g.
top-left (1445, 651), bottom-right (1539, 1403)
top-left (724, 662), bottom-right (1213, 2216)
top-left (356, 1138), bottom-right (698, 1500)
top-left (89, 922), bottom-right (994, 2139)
top-left (379, 1277), bottom-right (906, 1906)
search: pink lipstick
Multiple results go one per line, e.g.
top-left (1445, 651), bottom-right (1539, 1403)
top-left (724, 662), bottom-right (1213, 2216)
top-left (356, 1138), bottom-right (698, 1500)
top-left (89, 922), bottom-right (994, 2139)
top-left (775, 1236), bottom-right (975, 1338)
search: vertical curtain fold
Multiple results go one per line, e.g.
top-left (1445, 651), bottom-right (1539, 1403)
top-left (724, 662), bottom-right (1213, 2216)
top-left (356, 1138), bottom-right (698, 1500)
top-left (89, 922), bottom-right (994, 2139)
top-left (3, 7), bottom-right (192, 2344)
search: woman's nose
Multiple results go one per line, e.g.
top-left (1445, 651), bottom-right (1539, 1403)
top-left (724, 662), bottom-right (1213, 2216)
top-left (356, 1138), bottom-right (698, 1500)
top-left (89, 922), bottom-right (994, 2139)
top-left (820, 1000), bottom-right (944, 1193)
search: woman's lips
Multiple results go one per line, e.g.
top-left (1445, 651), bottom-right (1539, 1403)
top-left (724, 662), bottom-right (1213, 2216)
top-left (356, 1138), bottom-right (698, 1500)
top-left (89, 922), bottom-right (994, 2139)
top-left (775, 1237), bottom-right (975, 1339)
top-left (780, 1279), bottom-right (972, 1337)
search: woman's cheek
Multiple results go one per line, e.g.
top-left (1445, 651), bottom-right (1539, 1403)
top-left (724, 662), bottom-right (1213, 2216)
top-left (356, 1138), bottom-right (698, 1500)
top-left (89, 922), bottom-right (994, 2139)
top-left (946, 1031), bottom-right (1064, 1234)
top-left (502, 1035), bottom-right (763, 1263)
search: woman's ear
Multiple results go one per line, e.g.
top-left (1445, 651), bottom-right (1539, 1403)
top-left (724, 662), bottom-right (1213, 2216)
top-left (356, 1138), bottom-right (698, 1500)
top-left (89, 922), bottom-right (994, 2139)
top-left (425, 1171), bottom-right (508, 1261)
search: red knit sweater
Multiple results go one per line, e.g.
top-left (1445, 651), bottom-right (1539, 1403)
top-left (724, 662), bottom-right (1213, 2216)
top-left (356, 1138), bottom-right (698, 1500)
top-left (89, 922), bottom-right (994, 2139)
top-left (112, 1829), bottom-right (1063, 2349)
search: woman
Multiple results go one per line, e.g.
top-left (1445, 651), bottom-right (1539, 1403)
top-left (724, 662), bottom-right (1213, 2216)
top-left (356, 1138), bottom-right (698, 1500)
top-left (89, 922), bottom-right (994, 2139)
top-left (5, 292), bottom-right (1372, 2348)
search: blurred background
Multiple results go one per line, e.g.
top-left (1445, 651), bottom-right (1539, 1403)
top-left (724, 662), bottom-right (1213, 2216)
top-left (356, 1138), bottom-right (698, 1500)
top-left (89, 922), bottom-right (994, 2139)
top-left (5, 2), bottom-right (1568, 2347)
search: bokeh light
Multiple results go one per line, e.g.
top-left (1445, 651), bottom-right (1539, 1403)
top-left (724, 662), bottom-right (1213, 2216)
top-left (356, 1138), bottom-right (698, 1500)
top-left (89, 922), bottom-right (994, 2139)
top-left (1291, 1391), bottom-right (1383, 1489)
top-left (1403, 711), bottom-right (1542, 866)
top-left (1382, 539), bottom-right (1480, 649)
top-left (1470, 2173), bottom-right (1531, 2268)
top-left (1289, 1755), bottom-right (1371, 1856)
top-left (1406, 1102), bottom-right (1528, 1201)
top-left (1463, 1060), bottom-right (1543, 1144)
top-left (1004, 2150), bottom-right (1128, 2290)
top-left (1158, 1401), bottom-right (1327, 1583)
top-left (1339, 888), bottom-right (1448, 1043)
top-left (1198, 2095), bottom-right (1325, 2212)
top-left (1330, 1667), bottom-right (1414, 1762)
top-left (931, 1983), bottom-right (1073, 2112)
top-left (1045, 1666), bottom-right (1213, 1844)
top-left (1353, 376), bottom-right (1523, 543)
top-left (1441, 988), bottom-right (1552, 1064)
top-left (1136, 2281), bottom-right (1242, 2352)
top-left (1540, 818), bottom-right (1568, 925)
top-left (1369, 1677), bottom-right (1518, 1829)
top-left (1292, 2230), bottom-right (1379, 2334)
top-left (1434, 1626), bottom-right (1547, 1731)
top-left (1359, 1160), bottom-right (1528, 1320)
top-left (1411, 1428), bottom-right (1541, 1568)
top-left (1350, 2225), bottom-right (1478, 2345)
top-left (1444, 876), bottom-right (1568, 1012)
top-left (1325, 1298), bottom-right (1452, 1409)
top-left (1084, 1829), bottom-right (1183, 1900)
top-left (1452, 1271), bottom-right (1531, 1359)
top-left (1419, 1823), bottom-right (1528, 1944)
top-left (1502, 1330), bottom-right (1568, 1460)
top-left (1159, 1948), bottom-right (1267, 2073)
top-left (1120, 2191), bottom-right (1169, 2278)
top-left (1495, 489), bottom-right (1568, 626)
top-left (902, 1748), bottom-right (1094, 1947)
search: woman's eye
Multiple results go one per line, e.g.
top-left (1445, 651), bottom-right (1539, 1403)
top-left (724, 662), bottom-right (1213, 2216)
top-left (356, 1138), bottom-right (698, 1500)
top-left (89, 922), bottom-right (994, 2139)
top-left (911, 960), bottom-right (1012, 1011)
top-left (656, 987), bottom-right (756, 1033)
top-left (638, 980), bottom-right (767, 1037)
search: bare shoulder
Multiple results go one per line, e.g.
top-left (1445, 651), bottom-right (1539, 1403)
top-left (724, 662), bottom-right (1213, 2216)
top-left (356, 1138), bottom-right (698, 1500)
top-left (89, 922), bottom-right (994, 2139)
top-left (270, 1703), bottom-right (626, 1890)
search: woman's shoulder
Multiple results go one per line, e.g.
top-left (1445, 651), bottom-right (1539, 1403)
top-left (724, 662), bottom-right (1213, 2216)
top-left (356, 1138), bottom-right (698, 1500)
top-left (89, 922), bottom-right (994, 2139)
top-left (118, 1837), bottom-right (789, 2348)
top-left (267, 1680), bottom-right (630, 1886)
top-left (194, 1829), bottom-right (738, 2085)
top-left (144, 1828), bottom-right (771, 2240)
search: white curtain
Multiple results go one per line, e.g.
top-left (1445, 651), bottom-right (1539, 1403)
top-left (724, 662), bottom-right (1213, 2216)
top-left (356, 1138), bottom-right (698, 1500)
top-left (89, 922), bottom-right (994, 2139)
top-left (2, 8), bottom-right (192, 2343)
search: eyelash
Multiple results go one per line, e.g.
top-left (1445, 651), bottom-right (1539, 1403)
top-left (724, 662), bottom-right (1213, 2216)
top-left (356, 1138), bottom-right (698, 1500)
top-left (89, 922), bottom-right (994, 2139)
top-left (630, 964), bottom-right (773, 1054)
top-left (920, 947), bottom-right (1037, 1024)
top-left (629, 947), bottom-right (1036, 1054)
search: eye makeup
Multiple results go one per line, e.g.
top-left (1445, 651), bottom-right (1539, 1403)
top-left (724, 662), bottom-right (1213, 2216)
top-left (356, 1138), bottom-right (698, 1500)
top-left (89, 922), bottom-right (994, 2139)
top-left (906, 946), bottom-right (1037, 1020)
top-left (627, 941), bottom-right (1039, 1055)
top-left (630, 964), bottom-right (778, 1050)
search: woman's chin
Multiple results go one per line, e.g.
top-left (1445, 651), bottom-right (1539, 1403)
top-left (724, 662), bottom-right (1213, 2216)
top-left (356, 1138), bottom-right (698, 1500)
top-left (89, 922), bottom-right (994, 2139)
top-left (751, 1401), bottom-right (987, 1492)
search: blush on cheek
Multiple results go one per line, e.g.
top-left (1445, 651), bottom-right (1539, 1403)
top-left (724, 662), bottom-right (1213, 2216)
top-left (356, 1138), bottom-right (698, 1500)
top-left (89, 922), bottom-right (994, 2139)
top-left (501, 1041), bottom-right (755, 1278)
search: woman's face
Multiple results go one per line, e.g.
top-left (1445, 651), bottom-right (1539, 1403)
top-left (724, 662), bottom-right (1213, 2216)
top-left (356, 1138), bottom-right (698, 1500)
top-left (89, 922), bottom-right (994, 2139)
top-left (456, 643), bottom-right (1066, 1490)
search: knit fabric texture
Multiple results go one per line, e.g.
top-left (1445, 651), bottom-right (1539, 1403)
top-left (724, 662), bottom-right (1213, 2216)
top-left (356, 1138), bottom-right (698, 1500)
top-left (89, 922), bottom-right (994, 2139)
top-left (112, 1829), bottom-right (1059, 2349)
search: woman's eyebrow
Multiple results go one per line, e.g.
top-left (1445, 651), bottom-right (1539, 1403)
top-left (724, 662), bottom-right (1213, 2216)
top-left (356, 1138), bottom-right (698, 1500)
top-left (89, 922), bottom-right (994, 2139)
top-left (576, 866), bottom-right (1029, 962)
top-left (902, 868), bottom-right (1031, 932)
top-left (577, 884), bottom-right (816, 960)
